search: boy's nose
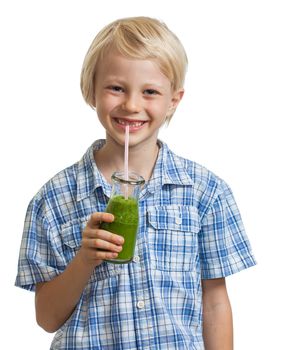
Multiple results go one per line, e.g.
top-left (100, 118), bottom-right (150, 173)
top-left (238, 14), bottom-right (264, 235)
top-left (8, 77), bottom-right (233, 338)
top-left (121, 93), bottom-right (141, 113)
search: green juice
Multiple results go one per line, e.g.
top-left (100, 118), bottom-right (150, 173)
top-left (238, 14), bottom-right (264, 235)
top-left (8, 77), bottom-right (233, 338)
top-left (100, 195), bottom-right (139, 263)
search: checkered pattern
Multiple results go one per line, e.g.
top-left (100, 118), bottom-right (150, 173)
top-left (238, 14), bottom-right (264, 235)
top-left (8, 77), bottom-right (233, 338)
top-left (15, 140), bottom-right (256, 349)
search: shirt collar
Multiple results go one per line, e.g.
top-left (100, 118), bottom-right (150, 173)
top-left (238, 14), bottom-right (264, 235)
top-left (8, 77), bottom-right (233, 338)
top-left (76, 139), bottom-right (194, 201)
top-left (146, 141), bottom-right (194, 193)
top-left (76, 140), bottom-right (109, 201)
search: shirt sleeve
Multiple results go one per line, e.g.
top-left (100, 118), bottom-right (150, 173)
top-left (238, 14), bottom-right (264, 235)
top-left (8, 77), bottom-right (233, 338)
top-left (199, 180), bottom-right (256, 279)
top-left (15, 195), bottom-right (64, 291)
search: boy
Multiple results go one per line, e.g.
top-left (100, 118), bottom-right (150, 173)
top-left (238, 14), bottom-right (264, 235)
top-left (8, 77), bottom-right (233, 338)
top-left (15, 17), bottom-right (256, 349)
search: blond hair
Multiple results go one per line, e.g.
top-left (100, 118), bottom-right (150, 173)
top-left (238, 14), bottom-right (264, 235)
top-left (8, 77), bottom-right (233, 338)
top-left (80, 16), bottom-right (188, 121)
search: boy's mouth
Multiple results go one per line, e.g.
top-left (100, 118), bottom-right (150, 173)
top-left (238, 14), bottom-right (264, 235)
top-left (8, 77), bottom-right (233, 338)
top-left (115, 118), bottom-right (146, 126)
top-left (113, 118), bottom-right (147, 130)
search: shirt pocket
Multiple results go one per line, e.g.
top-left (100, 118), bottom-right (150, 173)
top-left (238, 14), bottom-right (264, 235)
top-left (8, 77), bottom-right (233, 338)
top-left (61, 216), bottom-right (123, 282)
top-left (61, 217), bottom-right (86, 262)
top-left (147, 205), bottom-right (200, 272)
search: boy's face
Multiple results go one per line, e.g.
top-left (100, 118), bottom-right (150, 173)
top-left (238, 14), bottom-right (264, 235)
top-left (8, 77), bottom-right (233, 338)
top-left (94, 51), bottom-right (183, 149)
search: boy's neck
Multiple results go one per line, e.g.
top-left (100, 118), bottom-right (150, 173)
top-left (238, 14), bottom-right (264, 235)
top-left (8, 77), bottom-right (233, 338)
top-left (94, 138), bottom-right (160, 184)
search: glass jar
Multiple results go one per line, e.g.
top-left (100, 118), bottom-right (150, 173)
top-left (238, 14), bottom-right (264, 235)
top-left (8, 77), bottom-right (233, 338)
top-left (100, 171), bottom-right (145, 264)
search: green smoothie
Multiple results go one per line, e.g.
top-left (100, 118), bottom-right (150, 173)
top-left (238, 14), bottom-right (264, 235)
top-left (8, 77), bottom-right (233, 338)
top-left (100, 195), bottom-right (139, 263)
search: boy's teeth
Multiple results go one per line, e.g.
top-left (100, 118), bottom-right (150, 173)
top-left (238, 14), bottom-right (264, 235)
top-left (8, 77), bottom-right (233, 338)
top-left (117, 119), bottom-right (144, 127)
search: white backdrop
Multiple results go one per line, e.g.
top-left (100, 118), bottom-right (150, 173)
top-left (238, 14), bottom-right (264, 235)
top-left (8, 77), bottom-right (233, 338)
top-left (1, 1), bottom-right (287, 349)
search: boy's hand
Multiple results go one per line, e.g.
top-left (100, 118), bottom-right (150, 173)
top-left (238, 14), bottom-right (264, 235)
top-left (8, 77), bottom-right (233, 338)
top-left (78, 212), bottom-right (124, 267)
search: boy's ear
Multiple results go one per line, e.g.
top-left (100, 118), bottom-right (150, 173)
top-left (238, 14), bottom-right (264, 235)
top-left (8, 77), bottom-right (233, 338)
top-left (170, 88), bottom-right (184, 110)
top-left (166, 89), bottom-right (185, 123)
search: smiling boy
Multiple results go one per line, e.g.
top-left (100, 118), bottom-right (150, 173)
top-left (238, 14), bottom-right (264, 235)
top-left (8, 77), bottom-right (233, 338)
top-left (15, 17), bottom-right (256, 350)
top-left (93, 52), bottom-right (182, 183)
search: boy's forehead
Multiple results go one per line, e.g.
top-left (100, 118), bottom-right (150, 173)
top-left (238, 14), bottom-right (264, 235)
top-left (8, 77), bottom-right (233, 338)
top-left (98, 50), bottom-right (152, 68)
top-left (97, 52), bottom-right (166, 80)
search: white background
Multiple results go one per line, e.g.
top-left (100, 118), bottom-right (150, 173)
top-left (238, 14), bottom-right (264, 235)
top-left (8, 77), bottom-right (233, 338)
top-left (1, 0), bottom-right (287, 349)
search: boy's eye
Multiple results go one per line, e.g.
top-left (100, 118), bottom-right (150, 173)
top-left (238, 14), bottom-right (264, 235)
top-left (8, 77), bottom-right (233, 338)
top-left (144, 89), bottom-right (159, 95)
top-left (108, 86), bottom-right (124, 92)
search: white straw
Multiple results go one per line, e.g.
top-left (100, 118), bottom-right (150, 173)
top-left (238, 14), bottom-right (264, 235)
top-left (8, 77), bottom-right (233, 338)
top-left (124, 125), bottom-right (129, 199)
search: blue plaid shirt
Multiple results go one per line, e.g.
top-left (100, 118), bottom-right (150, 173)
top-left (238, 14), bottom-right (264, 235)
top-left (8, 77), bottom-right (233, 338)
top-left (15, 140), bottom-right (256, 350)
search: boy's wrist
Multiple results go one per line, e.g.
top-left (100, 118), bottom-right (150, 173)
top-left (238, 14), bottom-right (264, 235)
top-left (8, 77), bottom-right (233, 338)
top-left (76, 247), bottom-right (102, 271)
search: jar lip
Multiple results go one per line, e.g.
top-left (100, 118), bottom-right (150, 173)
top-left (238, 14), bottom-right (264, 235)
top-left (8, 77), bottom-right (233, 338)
top-left (112, 171), bottom-right (145, 185)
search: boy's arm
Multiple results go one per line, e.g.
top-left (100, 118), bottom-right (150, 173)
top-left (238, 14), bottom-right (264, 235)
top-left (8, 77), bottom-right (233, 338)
top-left (202, 278), bottom-right (233, 350)
top-left (35, 252), bottom-right (96, 333)
top-left (35, 212), bottom-right (124, 333)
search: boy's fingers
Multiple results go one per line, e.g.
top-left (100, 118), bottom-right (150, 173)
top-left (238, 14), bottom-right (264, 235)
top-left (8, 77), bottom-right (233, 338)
top-left (88, 238), bottom-right (123, 252)
top-left (87, 212), bottom-right (114, 228)
top-left (84, 229), bottom-right (124, 245)
top-left (94, 251), bottom-right (119, 261)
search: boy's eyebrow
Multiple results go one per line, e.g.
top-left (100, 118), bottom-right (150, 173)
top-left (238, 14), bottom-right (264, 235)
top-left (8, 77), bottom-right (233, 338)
top-left (143, 82), bottom-right (166, 89)
top-left (103, 76), bottom-right (167, 89)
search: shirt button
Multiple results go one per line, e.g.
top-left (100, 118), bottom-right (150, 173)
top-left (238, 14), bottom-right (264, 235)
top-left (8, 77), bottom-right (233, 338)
top-left (175, 216), bottom-right (182, 225)
top-left (137, 300), bottom-right (145, 309)
top-left (133, 255), bottom-right (140, 263)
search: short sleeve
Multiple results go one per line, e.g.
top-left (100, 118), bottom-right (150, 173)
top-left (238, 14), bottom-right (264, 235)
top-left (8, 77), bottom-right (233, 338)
top-left (15, 196), bottom-right (64, 291)
top-left (199, 180), bottom-right (256, 279)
